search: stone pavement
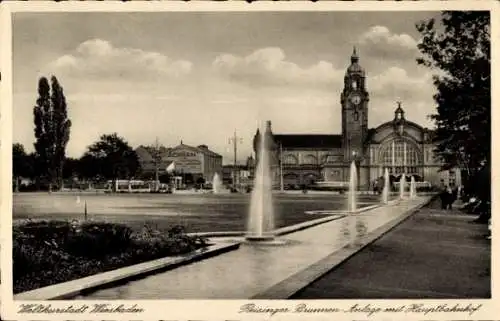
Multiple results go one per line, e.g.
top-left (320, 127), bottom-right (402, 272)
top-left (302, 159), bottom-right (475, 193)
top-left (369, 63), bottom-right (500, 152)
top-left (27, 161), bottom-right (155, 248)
top-left (292, 197), bottom-right (491, 299)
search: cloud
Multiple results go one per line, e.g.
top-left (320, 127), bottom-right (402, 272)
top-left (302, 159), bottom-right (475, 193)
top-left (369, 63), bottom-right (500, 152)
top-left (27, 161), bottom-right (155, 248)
top-left (370, 66), bottom-right (434, 101)
top-left (365, 66), bottom-right (435, 127)
top-left (47, 39), bottom-right (193, 81)
top-left (212, 47), bottom-right (343, 89)
top-left (358, 25), bottom-right (419, 62)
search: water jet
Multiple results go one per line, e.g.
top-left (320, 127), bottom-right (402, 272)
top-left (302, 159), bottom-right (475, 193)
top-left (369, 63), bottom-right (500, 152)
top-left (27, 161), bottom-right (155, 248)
top-left (399, 173), bottom-right (406, 199)
top-left (246, 122), bottom-right (275, 242)
top-left (347, 161), bottom-right (357, 213)
top-left (212, 173), bottom-right (222, 194)
top-left (382, 168), bottom-right (389, 204)
top-left (410, 175), bottom-right (417, 199)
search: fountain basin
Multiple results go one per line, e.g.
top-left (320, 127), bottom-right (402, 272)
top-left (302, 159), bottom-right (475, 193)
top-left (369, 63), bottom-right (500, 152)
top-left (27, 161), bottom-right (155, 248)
top-left (243, 237), bottom-right (292, 246)
top-left (245, 235), bottom-right (276, 242)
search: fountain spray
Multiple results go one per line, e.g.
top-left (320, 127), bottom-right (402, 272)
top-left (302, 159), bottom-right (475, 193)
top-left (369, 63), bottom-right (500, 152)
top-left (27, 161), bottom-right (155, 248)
top-left (246, 122), bottom-right (275, 241)
top-left (399, 173), bottom-right (406, 199)
top-left (212, 173), bottom-right (222, 194)
top-left (410, 175), bottom-right (417, 199)
top-left (382, 168), bottom-right (389, 204)
top-left (348, 161), bottom-right (357, 213)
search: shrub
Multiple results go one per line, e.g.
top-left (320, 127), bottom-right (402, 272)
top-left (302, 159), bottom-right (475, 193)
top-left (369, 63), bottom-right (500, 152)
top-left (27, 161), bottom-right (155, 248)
top-left (64, 222), bottom-right (133, 258)
top-left (14, 220), bottom-right (71, 246)
top-left (13, 219), bottom-right (208, 294)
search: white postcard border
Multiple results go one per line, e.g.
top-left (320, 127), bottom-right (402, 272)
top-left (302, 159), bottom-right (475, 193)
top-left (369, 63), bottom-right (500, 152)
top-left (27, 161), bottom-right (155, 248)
top-left (1, 1), bottom-right (498, 320)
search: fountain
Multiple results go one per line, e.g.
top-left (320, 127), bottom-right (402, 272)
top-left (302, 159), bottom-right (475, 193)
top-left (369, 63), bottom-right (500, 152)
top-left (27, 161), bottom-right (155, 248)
top-left (410, 175), bottom-right (417, 199)
top-left (246, 123), bottom-right (275, 242)
top-left (347, 161), bottom-right (357, 213)
top-left (399, 173), bottom-right (406, 199)
top-left (212, 173), bottom-right (223, 194)
top-left (382, 168), bottom-right (389, 204)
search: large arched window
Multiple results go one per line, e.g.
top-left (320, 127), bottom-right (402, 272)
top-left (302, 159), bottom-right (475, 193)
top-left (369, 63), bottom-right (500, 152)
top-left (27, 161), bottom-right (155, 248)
top-left (379, 138), bottom-right (421, 175)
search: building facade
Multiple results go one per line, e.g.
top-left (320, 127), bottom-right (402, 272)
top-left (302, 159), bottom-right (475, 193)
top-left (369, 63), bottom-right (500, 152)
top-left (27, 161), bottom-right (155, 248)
top-left (136, 143), bottom-right (223, 183)
top-left (253, 48), bottom-right (459, 189)
top-left (222, 156), bottom-right (255, 186)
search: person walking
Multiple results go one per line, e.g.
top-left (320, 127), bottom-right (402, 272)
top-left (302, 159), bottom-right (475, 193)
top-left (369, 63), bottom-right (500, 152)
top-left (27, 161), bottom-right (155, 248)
top-left (439, 180), bottom-right (448, 210)
top-left (448, 184), bottom-right (458, 210)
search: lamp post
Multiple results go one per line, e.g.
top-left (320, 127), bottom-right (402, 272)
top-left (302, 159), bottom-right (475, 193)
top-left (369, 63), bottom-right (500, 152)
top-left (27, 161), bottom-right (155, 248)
top-left (228, 130), bottom-right (243, 190)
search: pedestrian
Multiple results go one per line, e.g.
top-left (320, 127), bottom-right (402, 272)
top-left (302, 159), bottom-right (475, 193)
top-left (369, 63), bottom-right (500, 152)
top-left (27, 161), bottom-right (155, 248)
top-left (439, 181), bottom-right (447, 210)
top-left (447, 185), bottom-right (455, 210)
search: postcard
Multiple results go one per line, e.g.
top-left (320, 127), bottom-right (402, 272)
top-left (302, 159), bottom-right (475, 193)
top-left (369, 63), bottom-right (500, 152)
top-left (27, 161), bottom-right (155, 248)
top-left (0, 1), bottom-right (497, 320)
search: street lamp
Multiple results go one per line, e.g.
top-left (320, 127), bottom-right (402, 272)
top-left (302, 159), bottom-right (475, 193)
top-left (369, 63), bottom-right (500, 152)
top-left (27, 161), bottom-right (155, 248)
top-left (228, 130), bottom-right (243, 190)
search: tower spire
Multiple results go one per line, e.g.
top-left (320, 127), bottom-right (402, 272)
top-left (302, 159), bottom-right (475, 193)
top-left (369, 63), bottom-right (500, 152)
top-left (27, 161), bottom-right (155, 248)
top-left (351, 46), bottom-right (359, 63)
top-left (394, 101), bottom-right (405, 120)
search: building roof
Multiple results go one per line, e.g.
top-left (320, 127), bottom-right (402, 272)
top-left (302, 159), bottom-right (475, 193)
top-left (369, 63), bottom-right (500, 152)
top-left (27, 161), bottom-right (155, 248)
top-left (136, 143), bottom-right (222, 162)
top-left (171, 143), bottom-right (222, 158)
top-left (135, 146), bottom-right (155, 162)
top-left (273, 134), bottom-right (342, 149)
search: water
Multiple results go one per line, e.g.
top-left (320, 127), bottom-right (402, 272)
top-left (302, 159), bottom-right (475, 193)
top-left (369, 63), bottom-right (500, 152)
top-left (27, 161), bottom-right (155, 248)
top-left (410, 176), bottom-right (417, 199)
top-left (246, 125), bottom-right (275, 240)
top-left (212, 173), bottom-right (223, 194)
top-left (382, 168), bottom-right (389, 204)
top-left (399, 173), bottom-right (406, 199)
top-left (347, 161), bottom-right (357, 213)
top-left (15, 193), bottom-right (384, 234)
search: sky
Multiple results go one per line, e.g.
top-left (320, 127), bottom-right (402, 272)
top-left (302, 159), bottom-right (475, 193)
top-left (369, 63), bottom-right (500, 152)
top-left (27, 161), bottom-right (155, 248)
top-left (13, 11), bottom-right (441, 164)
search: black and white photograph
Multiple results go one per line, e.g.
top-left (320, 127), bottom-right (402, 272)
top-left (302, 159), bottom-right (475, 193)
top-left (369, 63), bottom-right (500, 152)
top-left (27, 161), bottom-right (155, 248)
top-left (0, 1), bottom-right (496, 320)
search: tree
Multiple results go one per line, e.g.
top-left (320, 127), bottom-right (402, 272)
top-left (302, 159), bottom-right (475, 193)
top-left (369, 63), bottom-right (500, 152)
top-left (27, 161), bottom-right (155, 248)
top-left (416, 11), bottom-right (490, 221)
top-left (62, 157), bottom-right (80, 179)
top-left (83, 133), bottom-right (140, 190)
top-left (33, 76), bottom-right (72, 191)
top-left (142, 139), bottom-right (166, 191)
top-left (416, 12), bottom-right (490, 177)
top-left (12, 143), bottom-right (34, 191)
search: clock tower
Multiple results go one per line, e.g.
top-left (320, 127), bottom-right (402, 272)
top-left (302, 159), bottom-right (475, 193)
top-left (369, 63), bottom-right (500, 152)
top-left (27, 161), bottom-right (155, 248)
top-left (341, 47), bottom-right (369, 163)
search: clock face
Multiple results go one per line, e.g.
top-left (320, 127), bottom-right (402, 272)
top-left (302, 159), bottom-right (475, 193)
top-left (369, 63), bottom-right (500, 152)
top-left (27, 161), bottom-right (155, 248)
top-left (350, 95), bottom-right (361, 105)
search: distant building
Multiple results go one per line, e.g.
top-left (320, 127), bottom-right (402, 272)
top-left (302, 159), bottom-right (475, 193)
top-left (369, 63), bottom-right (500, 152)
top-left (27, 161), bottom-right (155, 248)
top-left (136, 142), bottom-right (223, 183)
top-left (222, 156), bottom-right (255, 186)
top-left (253, 48), bottom-right (460, 190)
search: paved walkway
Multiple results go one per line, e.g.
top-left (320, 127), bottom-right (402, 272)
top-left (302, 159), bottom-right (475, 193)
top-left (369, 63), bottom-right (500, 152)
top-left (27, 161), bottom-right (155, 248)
top-left (292, 198), bottom-right (491, 299)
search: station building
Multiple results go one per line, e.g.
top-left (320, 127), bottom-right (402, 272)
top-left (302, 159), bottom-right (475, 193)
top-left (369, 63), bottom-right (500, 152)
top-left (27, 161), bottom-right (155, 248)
top-left (253, 48), bottom-right (461, 190)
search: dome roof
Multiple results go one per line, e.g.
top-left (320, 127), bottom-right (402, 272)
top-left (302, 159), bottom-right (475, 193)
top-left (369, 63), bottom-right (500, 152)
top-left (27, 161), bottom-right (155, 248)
top-left (347, 63), bottom-right (365, 74)
top-left (346, 46), bottom-right (365, 75)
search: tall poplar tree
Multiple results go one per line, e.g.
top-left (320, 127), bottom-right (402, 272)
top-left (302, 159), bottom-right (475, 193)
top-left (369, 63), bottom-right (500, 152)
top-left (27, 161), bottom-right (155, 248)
top-left (33, 76), bottom-right (71, 191)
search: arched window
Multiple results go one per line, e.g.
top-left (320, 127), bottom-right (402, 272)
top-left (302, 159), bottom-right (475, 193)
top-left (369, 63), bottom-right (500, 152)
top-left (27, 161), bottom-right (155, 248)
top-left (379, 138), bottom-right (421, 175)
